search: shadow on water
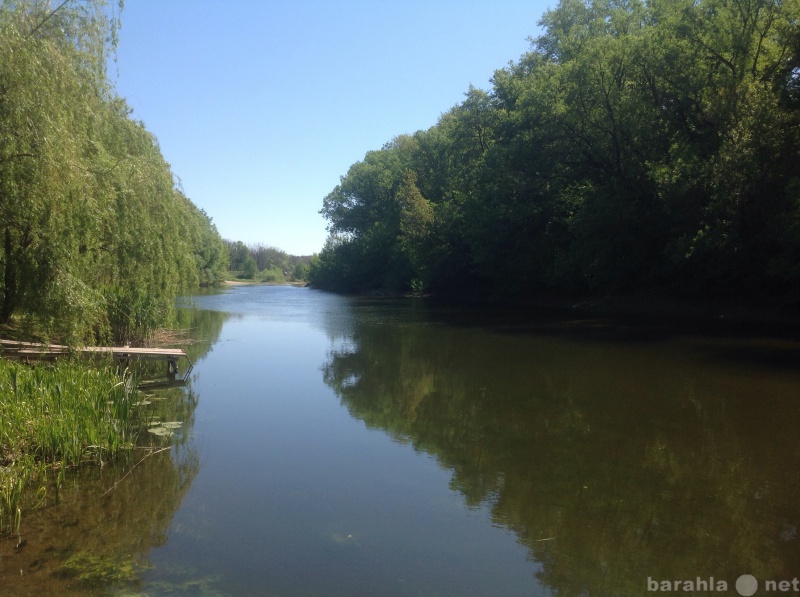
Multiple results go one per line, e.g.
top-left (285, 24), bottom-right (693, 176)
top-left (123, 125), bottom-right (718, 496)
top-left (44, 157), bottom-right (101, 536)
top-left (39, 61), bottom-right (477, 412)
top-left (0, 308), bottom-right (230, 596)
top-left (321, 299), bottom-right (800, 595)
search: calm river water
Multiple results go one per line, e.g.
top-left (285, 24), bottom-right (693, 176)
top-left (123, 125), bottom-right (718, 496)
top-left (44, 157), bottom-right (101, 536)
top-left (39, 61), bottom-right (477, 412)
top-left (2, 285), bottom-right (800, 595)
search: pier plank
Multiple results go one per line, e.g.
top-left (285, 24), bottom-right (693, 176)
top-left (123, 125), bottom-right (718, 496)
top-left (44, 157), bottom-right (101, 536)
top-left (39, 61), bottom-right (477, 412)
top-left (0, 340), bottom-right (192, 380)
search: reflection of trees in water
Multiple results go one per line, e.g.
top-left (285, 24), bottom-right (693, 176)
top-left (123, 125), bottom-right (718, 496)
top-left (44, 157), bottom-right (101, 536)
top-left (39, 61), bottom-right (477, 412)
top-left (322, 313), bottom-right (800, 595)
top-left (0, 306), bottom-right (225, 593)
top-left (131, 308), bottom-right (231, 381)
top-left (0, 384), bottom-right (202, 594)
top-left (175, 307), bottom-right (231, 363)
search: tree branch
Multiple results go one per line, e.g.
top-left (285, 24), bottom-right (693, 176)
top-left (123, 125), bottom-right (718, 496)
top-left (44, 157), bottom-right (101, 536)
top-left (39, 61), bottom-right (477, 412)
top-left (0, 153), bottom-right (38, 164)
top-left (28, 0), bottom-right (71, 38)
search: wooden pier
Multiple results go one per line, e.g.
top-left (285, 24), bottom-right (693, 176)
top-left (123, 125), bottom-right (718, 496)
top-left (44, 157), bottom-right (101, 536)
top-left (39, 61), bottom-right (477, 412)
top-left (0, 339), bottom-right (193, 380)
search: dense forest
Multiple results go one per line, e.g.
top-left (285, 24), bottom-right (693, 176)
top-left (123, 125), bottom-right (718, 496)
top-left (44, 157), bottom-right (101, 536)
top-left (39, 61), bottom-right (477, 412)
top-left (309, 0), bottom-right (800, 306)
top-left (0, 1), bottom-right (228, 345)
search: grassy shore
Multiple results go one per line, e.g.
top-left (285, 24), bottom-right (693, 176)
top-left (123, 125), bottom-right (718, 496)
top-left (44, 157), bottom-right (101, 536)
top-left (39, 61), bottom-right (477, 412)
top-left (0, 359), bottom-right (147, 535)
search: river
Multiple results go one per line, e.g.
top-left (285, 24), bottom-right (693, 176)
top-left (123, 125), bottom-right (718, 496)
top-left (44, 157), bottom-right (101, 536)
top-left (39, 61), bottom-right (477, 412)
top-left (2, 284), bottom-right (799, 595)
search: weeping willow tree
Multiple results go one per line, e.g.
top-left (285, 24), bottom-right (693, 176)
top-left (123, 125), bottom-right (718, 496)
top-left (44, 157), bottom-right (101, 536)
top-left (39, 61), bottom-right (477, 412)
top-left (0, 0), bottom-right (227, 344)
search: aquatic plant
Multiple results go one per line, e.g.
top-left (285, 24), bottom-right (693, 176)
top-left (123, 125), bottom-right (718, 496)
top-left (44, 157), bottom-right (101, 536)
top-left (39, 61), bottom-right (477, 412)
top-left (62, 550), bottom-right (152, 587)
top-left (0, 456), bottom-right (45, 534)
top-left (0, 358), bottom-right (149, 534)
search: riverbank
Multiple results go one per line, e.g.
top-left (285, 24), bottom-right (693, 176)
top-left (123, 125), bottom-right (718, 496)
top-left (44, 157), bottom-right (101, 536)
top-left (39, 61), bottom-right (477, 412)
top-left (224, 279), bottom-right (307, 287)
top-left (0, 359), bottom-right (149, 535)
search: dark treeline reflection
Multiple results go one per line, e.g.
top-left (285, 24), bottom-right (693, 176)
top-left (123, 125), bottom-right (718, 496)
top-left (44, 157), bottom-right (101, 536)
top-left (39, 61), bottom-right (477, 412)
top-left (322, 303), bottom-right (800, 595)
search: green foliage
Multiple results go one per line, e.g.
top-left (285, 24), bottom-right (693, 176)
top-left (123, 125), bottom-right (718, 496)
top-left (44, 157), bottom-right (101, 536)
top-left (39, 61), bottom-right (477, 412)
top-left (312, 136), bottom-right (420, 292)
top-left (225, 240), bottom-right (251, 271)
top-left (0, 454), bottom-right (42, 534)
top-left (313, 0), bottom-right (800, 305)
top-left (241, 255), bottom-right (258, 279)
top-left (0, 360), bottom-right (142, 466)
top-left (62, 551), bottom-right (151, 587)
top-left (0, 359), bottom-right (146, 534)
top-left (224, 239), bottom-right (311, 282)
top-left (292, 261), bottom-right (308, 280)
top-left (398, 170), bottom-right (434, 288)
top-left (0, 1), bottom-right (227, 344)
top-left (184, 200), bottom-right (229, 288)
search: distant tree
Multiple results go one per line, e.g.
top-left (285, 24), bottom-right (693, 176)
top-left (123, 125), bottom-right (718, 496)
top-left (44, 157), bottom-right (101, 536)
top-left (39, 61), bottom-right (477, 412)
top-left (292, 262), bottom-right (308, 281)
top-left (225, 240), bottom-right (251, 271)
top-left (241, 256), bottom-right (258, 279)
top-left (250, 244), bottom-right (289, 271)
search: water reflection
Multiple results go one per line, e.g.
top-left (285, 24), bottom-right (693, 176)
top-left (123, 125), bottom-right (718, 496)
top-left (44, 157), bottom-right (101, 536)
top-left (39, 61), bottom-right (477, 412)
top-left (0, 396), bottom-right (199, 594)
top-left (128, 307), bottom-right (231, 384)
top-left (6, 286), bottom-right (797, 595)
top-left (0, 308), bottom-right (228, 595)
top-left (175, 306), bottom-right (232, 365)
top-left (321, 304), bottom-right (800, 595)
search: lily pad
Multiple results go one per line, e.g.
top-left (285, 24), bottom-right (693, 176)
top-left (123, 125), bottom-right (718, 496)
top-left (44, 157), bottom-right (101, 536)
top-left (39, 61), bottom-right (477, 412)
top-left (148, 427), bottom-right (174, 437)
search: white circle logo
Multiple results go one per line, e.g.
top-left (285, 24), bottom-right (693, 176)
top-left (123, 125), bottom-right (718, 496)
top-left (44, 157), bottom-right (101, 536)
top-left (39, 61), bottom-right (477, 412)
top-left (736, 574), bottom-right (758, 596)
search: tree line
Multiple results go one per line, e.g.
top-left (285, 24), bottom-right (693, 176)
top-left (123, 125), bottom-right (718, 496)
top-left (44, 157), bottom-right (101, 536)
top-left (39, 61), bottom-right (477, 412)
top-left (309, 0), bottom-right (800, 306)
top-left (0, 0), bottom-right (228, 344)
top-left (224, 240), bottom-right (310, 282)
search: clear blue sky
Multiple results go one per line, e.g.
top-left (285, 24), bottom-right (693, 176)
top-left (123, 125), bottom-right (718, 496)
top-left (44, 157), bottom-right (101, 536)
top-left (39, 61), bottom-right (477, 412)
top-left (112, 1), bottom-right (552, 256)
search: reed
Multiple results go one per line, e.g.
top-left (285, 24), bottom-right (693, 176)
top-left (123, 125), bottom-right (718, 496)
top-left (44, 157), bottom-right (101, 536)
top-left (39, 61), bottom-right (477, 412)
top-left (0, 358), bottom-right (147, 534)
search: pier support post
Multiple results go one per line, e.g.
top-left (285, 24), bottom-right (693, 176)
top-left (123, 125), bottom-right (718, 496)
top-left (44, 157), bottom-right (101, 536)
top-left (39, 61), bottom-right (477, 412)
top-left (166, 358), bottom-right (179, 380)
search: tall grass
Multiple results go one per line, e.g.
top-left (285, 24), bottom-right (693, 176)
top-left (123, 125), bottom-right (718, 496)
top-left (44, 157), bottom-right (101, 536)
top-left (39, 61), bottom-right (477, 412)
top-left (0, 359), bottom-right (146, 534)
